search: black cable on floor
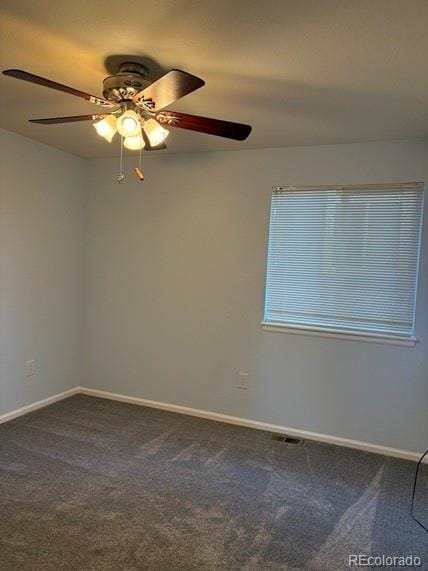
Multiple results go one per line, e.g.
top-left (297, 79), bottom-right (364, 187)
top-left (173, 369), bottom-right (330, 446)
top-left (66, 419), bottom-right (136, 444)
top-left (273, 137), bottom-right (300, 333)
top-left (411, 448), bottom-right (428, 533)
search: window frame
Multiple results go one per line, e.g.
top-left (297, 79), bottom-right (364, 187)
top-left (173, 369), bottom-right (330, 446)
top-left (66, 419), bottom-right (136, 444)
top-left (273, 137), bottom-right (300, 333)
top-left (261, 183), bottom-right (425, 347)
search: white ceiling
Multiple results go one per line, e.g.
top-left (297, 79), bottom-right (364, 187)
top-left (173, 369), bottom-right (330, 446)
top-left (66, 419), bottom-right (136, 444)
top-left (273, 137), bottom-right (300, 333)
top-left (1, 0), bottom-right (427, 158)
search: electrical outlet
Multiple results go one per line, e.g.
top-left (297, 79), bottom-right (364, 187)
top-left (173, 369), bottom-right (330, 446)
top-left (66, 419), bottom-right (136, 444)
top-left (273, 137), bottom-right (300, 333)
top-left (26, 359), bottom-right (36, 377)
top-left (237, 371), bottom-right (249, 389)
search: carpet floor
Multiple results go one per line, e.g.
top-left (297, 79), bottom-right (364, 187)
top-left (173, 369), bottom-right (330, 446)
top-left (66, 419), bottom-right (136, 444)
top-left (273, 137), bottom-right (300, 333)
top-left (0, 395), bottom-right (426, 570)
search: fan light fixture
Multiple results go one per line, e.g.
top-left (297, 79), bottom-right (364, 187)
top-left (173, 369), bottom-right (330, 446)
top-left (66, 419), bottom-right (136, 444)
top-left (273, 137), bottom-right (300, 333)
top-left (93, 110), bottom-right (167, 182)
top-left (93, 115), bottom-right (117, 142)
top-left (117, 110), bottom-right (141, 137)
top-left (93, 112), bottom-right (168, 151)
top-left (143, 118), bottom-right (169, 147)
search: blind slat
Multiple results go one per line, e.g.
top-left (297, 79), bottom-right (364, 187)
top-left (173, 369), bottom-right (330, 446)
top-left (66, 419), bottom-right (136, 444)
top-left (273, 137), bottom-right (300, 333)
top-left (264, 185), bottom-right (424, 337)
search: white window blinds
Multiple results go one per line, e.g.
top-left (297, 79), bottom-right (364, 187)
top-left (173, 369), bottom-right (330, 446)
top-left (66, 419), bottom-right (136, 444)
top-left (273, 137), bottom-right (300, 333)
top-left (263, 183), bottom-right (424, 339)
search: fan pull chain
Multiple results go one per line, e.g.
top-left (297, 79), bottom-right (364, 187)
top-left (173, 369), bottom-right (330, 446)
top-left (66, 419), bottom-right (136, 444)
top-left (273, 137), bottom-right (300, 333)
top-left (117, 136), bottom-right (125, 183)
top-left (135, 148), bottom-right (144, 181)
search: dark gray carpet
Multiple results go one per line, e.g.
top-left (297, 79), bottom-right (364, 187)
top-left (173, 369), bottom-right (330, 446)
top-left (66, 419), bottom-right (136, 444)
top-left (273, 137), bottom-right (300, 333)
top-left (0, 395), bottom-right (426, 570)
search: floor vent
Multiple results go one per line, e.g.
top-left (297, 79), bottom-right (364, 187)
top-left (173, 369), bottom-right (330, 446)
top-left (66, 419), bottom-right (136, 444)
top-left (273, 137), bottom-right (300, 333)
top-left (269, 433), bottom-right (304, 446)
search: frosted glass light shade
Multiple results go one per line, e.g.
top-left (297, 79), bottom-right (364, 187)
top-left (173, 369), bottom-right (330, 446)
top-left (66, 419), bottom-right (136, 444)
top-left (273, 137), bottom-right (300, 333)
top-left (143, 118), bottom-right (169, 146)
top-left (124, 134), bottom-right (145, 150)
top-left (93, 115), bottom-right (117, 142)
top-left (117, 110), bottom-right (141, 137)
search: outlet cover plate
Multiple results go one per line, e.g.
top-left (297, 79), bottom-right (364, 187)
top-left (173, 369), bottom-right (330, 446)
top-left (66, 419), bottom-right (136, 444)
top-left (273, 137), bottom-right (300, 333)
top-left (237, 371), bottom-right (249, 389)
top-left (26, 360), bottom-right (35, 377)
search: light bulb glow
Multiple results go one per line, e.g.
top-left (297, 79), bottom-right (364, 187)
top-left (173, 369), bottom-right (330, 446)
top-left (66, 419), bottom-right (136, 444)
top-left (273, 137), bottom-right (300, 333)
top-left (123, 117), bottom-right (138, 132)
top-left (117, 110), bottom-right (141, 137)
top-left (93, 115), bottom-right (117, 142)
top-left (143, 118), bottom-right (169, 147)
top-left (124, 134), bottom-right (145, 150)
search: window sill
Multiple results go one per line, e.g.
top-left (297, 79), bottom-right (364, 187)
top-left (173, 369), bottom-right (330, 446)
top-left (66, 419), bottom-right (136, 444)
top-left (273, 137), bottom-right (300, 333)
top-left (261, 322), bottom-right (418, 347)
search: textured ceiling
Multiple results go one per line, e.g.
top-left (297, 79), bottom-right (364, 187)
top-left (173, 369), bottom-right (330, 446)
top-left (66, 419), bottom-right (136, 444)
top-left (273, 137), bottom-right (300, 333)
top-left (1, 0), bottom-right (427, 157)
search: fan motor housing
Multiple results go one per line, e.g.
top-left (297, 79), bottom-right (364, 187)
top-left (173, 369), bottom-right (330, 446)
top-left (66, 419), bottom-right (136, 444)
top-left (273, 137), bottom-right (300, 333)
top-left (102, 63), bottom-right (151, 103)
top-left (103, 73), bottom-right (151, 103)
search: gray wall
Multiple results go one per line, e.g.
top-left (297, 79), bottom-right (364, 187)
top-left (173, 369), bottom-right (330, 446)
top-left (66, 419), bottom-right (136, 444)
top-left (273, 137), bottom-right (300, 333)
top-left (0, 129), bottom-right (85, 414)
top-left (1, 129), bottom-right (426, 453)
top-left (83, 140), bottom-right (428, 453)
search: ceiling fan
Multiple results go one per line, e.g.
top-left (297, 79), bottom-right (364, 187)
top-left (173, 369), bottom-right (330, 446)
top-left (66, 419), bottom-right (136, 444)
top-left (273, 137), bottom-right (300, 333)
top-left (2, 62), bottom-right (252, 181)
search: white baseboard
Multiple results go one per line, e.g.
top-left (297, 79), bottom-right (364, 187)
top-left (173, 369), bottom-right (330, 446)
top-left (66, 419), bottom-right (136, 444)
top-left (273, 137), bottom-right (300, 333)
top-left (78, 386), bottom-right (425, 463)
top-left (0, 387), bottom-right (79, 424)
top-left (1, 385), bottom-right (424, 463)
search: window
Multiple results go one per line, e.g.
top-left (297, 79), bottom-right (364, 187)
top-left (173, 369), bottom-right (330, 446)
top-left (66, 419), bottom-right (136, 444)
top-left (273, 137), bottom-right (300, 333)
top-left (263, 183), bottom-right (424, 345)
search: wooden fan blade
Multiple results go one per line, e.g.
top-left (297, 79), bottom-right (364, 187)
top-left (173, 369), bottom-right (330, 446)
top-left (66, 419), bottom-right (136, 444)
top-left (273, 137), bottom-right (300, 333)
top-left (133, 69), bottom-right (204, 111)
top-left (3, 69), bottom-right (116, 108)
top-left (155, 111), bottom-right (252, 141)
top-left (29, 114), bottom-right (111, 124)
